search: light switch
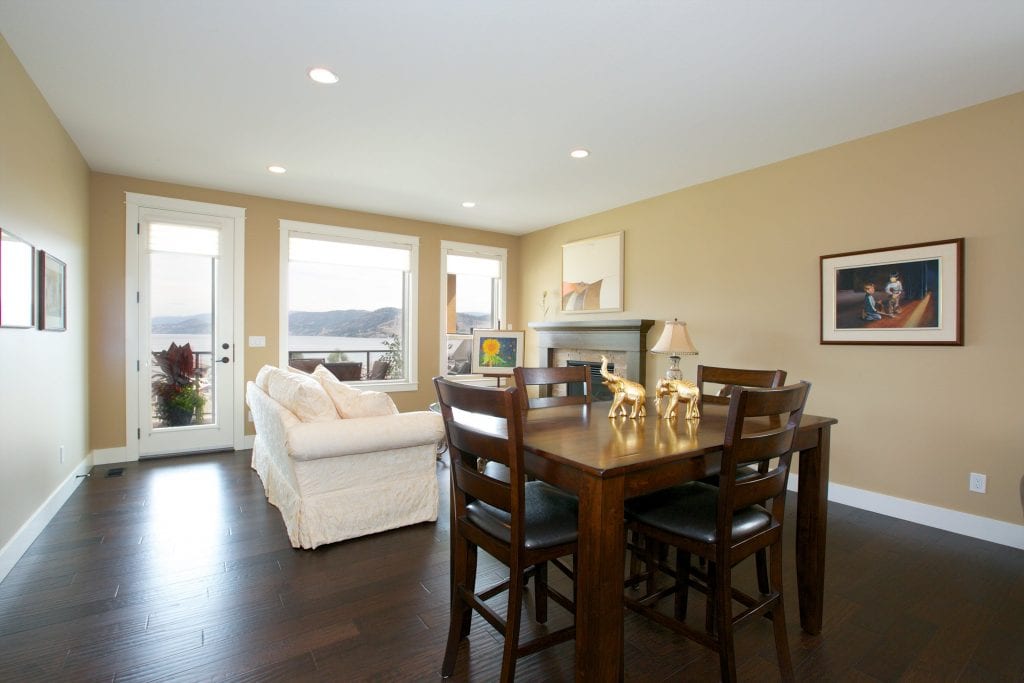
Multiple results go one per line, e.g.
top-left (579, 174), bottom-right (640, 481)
top-left (248, 335), bottom-right (266, 348)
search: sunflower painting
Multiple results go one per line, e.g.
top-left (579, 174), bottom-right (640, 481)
top-left (470, 330), bottom-right (524, 375)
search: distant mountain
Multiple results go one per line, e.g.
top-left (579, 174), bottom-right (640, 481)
top-left (289, 308), bottom-right (401, 337)
top-left (455, 312), bottom-right (494, 333)
top-left (152, 314), bottom-right (211, 334)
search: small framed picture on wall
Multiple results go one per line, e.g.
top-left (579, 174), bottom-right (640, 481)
top-left (38, 250), bottom-right (67, 331)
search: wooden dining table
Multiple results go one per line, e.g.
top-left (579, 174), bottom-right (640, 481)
top-left (520, 399), bottom-right (838, 682)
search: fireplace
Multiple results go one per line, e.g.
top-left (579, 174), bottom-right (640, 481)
top-left (566, 359), bottom-right (615, 401)
top-left (528, 320), bottom-right (655, 389)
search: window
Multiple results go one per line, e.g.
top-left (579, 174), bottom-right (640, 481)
top-left (281, 221), bottom-right (418, 390)
top-left (440, 241), bottom-right (507, 376)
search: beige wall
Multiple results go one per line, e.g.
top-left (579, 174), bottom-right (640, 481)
top-left (518, 93), bottom-right (1024, 525)
top-left (88, 174), bottom-right (520, 448)
top-left (0, 34), bottom-right (91, 549)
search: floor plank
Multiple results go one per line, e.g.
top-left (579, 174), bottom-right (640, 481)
top-left (0, 450), bottom-right (1021, 681)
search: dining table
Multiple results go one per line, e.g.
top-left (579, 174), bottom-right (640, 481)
top-left (520, 398), bottom-right (838, 682)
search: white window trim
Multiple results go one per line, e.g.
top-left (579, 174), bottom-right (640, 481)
top-left (280, 220), bottom-right (418, 392)
top-left (439, 241), bottom-right (508, 377)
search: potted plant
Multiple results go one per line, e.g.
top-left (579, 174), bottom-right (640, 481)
top-left (152, 342), bottom-right (207, 426)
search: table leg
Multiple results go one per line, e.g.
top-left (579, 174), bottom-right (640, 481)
top-left (575, 474), bottom-right (626, 682)
top-left (796, 425), bottom-right (831, 634)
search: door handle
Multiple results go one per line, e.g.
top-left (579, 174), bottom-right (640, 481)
top-left (218, 356), bottom-right (230, 364)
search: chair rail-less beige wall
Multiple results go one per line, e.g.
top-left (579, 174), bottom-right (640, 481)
top-left (517, 93), bottom-right (1024, 528)
top-left (0, 35), bottom-right (91, 559)
top-left (88, 173), bottom-right (520, 449)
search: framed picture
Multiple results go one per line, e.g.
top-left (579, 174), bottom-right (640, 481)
top-left (38, 250), bottom-right (67, 331)
top-left (820, 238), bottom-right (963, 345)
top-left (0, 228), bottom-right (35, 328)
top-left (470, 329), bottom-right (524, 375)
top-left (561, 231), bottom-right (623, 313)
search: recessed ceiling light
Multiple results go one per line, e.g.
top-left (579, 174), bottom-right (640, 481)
top-left (569, 148), bottom-right (590, 159)
top-left (461, 201), bottom-right (477, 208)
top-left (308, 67), bottom-right (339, 84)
top-left (267, 165), bottom-right (287, 174)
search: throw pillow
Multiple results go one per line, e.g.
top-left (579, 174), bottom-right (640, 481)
top-left (255, 365), bottom-right (339, 422)
top-left (313, 365), bottom-right (399, 418)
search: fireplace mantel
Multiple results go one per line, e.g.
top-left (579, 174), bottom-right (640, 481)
top-left (528, 319), bottom-right (655, 383)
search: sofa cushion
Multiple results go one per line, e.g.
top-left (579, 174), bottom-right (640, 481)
top-left (313, 365), bottom-right (399, 418)
top-left (287, 411), bottom-right (445, 460)
top-left (255, 365), bottom-right (339, 423)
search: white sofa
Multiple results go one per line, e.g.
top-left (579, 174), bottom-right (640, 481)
top-left (246, 365), bottom-right (445, 549)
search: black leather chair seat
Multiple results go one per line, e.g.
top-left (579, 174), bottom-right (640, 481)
top-left (624, 482), bottom-right (771, 544)
top-left (466, 481), bottom-right (578, 550)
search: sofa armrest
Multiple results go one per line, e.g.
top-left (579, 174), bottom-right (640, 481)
top-left (247, 381), bottom-right (302, 455)
top-left (287, 411), bottom-right (444, 461)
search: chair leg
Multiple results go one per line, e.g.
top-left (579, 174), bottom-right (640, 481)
top-left (443, 535), bottom-right (475, 678)
top-left (705, 563), bottom-right (716, 634)
top-left (713, 561), bottom-right (737, 683)
top-left (460, 543), bottom-right (478, 639)
top-left (769, 544), bottom-right (795, 681)
top-left (645, 538), bottom-right (663, 595)
top-left (627, 530), bottom-right (642, 589)
top-left (755, 548), bottom-right (769, 595)
top-left (534, 561), bottom-right (549, 623)
top-left (674, 549), bottom-right (691, 620)
top-left (500, 563), bottom-right (526, 683)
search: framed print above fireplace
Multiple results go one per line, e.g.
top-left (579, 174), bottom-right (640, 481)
top-left (561, 231), bottom-right (623, 313)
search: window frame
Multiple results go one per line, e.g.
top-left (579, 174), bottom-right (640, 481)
top-left (439, 240), bottom-right (507, 377)
top-left (280, 220), bottom-right (419, 392)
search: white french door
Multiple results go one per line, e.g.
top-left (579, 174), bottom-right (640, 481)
top-left (126, 194), bottom-right (244, 458)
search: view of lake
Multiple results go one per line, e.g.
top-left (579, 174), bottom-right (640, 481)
top-left (151, 334), bottom-right (389, 354)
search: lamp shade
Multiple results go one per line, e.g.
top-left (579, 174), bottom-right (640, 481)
top-left (651, 319), bottom-right (698, 355)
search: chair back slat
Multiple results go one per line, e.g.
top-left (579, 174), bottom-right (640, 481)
top-left (716, 382), bottom-right (810, 533)
top-left (513, 365), bottom-right (591, 410)
top-left (697, 365), bottom-right (787, 408)
top-left (433, 377), bottom-right (527, 536)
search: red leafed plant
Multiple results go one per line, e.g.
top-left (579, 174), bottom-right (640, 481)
top-left (152, 342), bottom-right (207, 425)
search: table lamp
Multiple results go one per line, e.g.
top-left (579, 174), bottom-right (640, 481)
top-left (651, 319), bottom-right (698, 380)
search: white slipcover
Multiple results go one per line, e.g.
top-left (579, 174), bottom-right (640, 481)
top-left (246, 378), bottom-right (444, 549)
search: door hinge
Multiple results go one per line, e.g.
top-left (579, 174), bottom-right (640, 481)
top-left (136, 359), bottom-right (140, 372)
top-left (137, 428), bottom-right (141, 440)
top-left (136, 223), bottom-right (140, 235)
top-left (136, 291), bottom-right (140, 303)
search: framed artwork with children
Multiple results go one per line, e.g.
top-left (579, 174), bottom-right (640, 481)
top-left (820, 238), bottom-right (963, 345)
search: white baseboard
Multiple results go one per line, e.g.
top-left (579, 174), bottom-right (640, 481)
top-left (0, 457), bottom-right (93, 583)
top-left (241, 434), bottom-right (255, 450)
top-left (92, 446), bottom-right (131, 466)
top-left (789, 475), bottom-right (1024, 550)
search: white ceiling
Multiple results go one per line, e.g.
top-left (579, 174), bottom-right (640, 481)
top-left (2, 1), bottom-right (1022, 235)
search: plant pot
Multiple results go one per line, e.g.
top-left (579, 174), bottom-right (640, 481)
top-left (166, 406), bottom-right (195, 427)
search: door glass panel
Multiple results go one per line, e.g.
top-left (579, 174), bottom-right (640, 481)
top-left (148, 223), bottom-right (218, 429)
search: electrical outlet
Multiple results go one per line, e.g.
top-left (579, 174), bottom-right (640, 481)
top-left (969, 472), bottom-right (987, 493)
top-left (248, 335), bottom-right (266, 348)
top-left (59, 445), bottom-right (64, 464)
top-left (247, 410), bottom-right (254, 423)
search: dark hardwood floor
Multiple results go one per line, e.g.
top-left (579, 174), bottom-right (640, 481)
top-left (1, 450), bottom-right (1021, 682)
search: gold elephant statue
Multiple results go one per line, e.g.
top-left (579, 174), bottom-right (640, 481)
top-left (599, 355), bottom-right (647, 418)
top-left (655, 378), bottom-right (701, 420)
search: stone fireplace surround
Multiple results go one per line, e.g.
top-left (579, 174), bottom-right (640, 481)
top-left (527, 320), bottom-right (656, 391)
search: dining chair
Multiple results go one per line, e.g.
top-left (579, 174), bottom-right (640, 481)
top-left (623, 382), bottom-right (811, 683)
top-left (630, 365), bottom-right (789, 593)
top-left (512, 365), bottom-right (591, 410)
top-left (433, 377), bottom-right (578, 682)
top-left (697, 365), bottom-right (787, 412)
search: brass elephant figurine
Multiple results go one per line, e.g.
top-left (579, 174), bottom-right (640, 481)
top-left (600, 355), bottom-right (646, 418)
top-left (655, 378), bottom-right (701, 420)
